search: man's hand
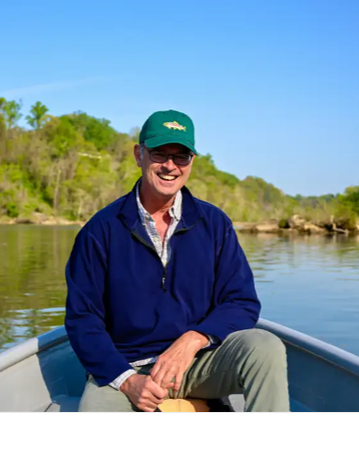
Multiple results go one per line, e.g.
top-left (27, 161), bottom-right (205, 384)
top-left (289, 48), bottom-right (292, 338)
top-left (150, 331), bottom-right (209, 395)
top-left (120, 374), bottom-right (168, 412)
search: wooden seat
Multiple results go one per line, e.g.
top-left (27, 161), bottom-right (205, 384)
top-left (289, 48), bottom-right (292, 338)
top-left (158, 397), bottom-right (235, 412)
top-left (158, 398), bottom-right (210, 412)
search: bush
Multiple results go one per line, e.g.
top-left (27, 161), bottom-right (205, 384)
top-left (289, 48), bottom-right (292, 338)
top-left (278, 219), bottom-right (290, 229)
top-left (6, 202), bottom-right (19, 218)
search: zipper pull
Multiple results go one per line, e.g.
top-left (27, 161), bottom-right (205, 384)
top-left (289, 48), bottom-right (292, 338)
top-left (162, 270), bottom-right (167, 291)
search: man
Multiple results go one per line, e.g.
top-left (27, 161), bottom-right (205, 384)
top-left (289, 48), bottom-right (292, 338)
top-left (65, 109), bottom-right (290, 412)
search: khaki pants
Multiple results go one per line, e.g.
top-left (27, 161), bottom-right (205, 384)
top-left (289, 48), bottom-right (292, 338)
top-left (79, 329), bottom-right (290, 412)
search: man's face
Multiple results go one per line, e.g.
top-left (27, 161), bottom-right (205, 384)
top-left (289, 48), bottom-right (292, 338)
top-left (134, 143), bottom-right (195, 198)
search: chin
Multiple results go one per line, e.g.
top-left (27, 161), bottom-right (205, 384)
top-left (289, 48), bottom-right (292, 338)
top-left (155, 186), bottom-right (178, 198)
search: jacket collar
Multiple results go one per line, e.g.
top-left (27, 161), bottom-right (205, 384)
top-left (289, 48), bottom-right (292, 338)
top-left (117, 178), bottom-right (202, 232)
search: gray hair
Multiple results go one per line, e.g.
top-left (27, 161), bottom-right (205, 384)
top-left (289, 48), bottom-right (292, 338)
top-left (139, 145), bottom-right (144, 161)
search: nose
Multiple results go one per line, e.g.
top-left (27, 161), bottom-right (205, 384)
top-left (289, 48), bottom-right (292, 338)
top-left (161, 156), bottom-right (177, 171)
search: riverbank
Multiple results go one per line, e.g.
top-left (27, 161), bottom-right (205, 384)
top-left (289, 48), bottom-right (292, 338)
top-left (234, 215), bottom-right (359, 235)
top-left (0, 215), bottom-right (85, 227)
top-left (1, 213), bottom-right (358, 235)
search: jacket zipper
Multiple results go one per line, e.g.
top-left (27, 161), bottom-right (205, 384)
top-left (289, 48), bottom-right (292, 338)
top-left (162, 267), bottom-right (167, 291)
top-left (132, 222), bottom-right (198, 292)
top-left (132, 230), bottom-right (167, 291)
top-left (160, 225), bottom-right (196, 291)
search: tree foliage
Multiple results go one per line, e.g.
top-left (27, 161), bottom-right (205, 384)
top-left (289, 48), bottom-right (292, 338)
top-left (26, 101), bottom-right (49, 130)
top-left (0, 97), bottom-right (357, 228)
top-left (1, 99), bottom-right (22, 129)
top-left (338, 186), bottom-right (359, 215)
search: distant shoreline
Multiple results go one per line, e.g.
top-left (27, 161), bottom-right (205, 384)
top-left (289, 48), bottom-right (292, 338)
top-left (233, 220), bottom-right (359, 236)
top-left (0, 217), bottom-right (85, 227)
top-left (1, 216), bottom-right (358, 236)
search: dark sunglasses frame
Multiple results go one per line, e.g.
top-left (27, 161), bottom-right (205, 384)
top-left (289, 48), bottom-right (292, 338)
top-left (142, 145), bottom-right (194, 166)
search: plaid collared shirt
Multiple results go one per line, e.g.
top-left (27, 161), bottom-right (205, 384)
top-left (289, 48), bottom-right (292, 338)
top-left (136, 180), bottom-right (182, 267)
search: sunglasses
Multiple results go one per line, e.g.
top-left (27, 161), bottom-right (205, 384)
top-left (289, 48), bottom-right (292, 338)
top-left (143, 145), bottom-right (194, 166)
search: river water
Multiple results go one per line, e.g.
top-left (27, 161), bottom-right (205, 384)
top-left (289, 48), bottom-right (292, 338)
top-left (0, 225), bottom-right (358, 354)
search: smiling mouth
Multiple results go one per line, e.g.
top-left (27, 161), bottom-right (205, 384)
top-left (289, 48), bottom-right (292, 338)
top-left (157, 174), bottom-right (178, 181)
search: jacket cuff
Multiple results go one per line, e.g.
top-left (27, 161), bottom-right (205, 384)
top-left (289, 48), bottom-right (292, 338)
top-left (108, 369), bottom-right (137, 390)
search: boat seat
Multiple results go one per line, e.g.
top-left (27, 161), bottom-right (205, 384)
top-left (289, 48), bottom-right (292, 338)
top-left (159, 398), bottom-right (210, 412)
top-left (159, 397), bottom-right (237, 412)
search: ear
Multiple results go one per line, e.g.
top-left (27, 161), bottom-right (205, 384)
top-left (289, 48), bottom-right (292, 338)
top-left (188, 154), bottom-right (196, 168)
top-left (134, 144), bottom-right (142, 168)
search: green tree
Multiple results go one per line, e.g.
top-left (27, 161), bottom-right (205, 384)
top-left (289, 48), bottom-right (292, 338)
top-left (44, 116), bottom-right (84, 158)
top-left (0, 97), bottom-right (357, 229)
top-left (26, 101), bottom-right (49, 130)
top-left (338, 186), bottom-right (359, 215)
top-left (65, 112), bottom-right (118, 151)
top-left (2, 99), bottom-right (22, 128)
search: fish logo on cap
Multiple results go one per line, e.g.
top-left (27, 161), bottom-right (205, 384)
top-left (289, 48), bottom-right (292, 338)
top-left (163, 121), bottom-right (186, 132)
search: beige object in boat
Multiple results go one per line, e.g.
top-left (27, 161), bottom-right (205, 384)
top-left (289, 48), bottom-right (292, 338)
top-left (158, 398), bottom-right (210, 412)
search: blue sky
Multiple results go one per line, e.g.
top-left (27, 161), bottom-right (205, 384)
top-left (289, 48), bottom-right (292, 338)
top-left (1, 0), bottom-right (358, 196)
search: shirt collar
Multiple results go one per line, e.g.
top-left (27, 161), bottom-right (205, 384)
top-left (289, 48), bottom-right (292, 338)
top-left (136, 179), bottom-right (182, 223)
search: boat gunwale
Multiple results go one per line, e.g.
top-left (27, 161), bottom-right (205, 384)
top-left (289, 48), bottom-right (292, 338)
top-left (257, 318), bottom-right (359, 377)
top-left (1, 319), bottom-right (359, 377)
top-left (0, 327), bottom-right (68, 372)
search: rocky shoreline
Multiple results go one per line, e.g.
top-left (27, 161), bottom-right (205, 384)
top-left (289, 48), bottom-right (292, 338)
top-left (0, 214), bottom-right (85, 227)
top-left (234, 215), bottom-right (359, 235)
top-left (1, 213), bottom-right (358, 235)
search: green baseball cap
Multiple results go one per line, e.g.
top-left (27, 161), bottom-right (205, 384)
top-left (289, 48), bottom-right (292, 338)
top-left (139, 109), bottom-right (197, 154)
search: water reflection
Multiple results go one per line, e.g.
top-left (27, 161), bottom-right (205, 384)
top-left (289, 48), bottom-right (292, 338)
top-left (0, 225), bottom-right (80, 350)
top-left (239, 232), bottom-right (359, 353)
top-left (0, 226), bottom-right (358, 355)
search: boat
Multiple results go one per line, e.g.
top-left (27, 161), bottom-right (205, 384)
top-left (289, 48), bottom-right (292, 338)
top-left (0, 318), bottom-right (358, 412)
